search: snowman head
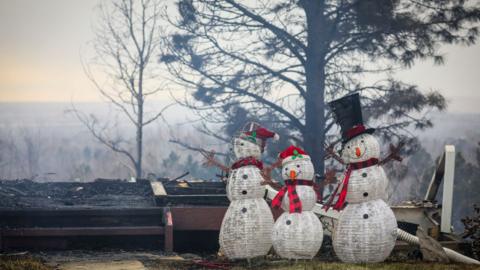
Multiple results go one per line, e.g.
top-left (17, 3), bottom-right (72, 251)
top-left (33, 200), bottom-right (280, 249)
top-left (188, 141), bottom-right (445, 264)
top-left (232, 138), bottom-right (262, 159)
top-left (279, 146), bottom-right (314, 181)
top-left (232, 122), bottom-right (279, 159)
top-left (341, 133), bottom-right (380, 163)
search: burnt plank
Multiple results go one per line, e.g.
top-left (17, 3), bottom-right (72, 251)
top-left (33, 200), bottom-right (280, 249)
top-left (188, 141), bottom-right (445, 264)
top-left (2, 226), bottom-right (165, 237)
top-left (0, 208), bottom-right (164, 228)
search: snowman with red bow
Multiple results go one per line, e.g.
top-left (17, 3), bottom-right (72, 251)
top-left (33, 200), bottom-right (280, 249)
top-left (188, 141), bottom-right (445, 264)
top-left (324, 93), bottom-right (400, 263)
top-left (270, 145), bottom-right (323, 259)
top-left (209, 122), bottom-right (279, 259)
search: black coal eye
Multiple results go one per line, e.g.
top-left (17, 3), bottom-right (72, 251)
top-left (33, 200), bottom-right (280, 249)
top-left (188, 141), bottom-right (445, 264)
top-left (285, 167), bottom-right (288, 171)
top-left (361, 140), bottom-right (364, 143)
top-left (240, 143), bottom-right (244, 146)
top-left (347, 146), bottom-right (350, 149)
top-left (296, 165), bottom-right (300, 168)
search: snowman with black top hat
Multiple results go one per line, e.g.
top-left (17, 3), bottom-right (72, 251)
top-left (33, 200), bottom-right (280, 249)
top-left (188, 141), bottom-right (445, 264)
top-left (324, 93), bottom-right (400, 263)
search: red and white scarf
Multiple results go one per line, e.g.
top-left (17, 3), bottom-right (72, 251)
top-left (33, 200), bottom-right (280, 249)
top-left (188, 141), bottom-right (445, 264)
top-left (323, 158), bottom-right (379, 211)
top-left (272, 179), bottom-right (314, 213)
top-left (231, 156), bottom-right (263, 170)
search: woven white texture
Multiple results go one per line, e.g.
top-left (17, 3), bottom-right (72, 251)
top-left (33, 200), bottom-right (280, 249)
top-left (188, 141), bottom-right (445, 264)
top-left (219, 198), bottom-right (274, 259)
top-left (346, 166), bottom-right (388, 203)
top-left (233, 138), bottom-right (262, 159)
top-left (341, 134), bottom-right (380, 164)
top-left (272, 211), bottom-right (323, 259)
top-left (281, 158), bottom-right (315, 181)
top-left (227, 166), bottom-right (266, 201)
top-left (281, 185), bottom-right (317, 212)
top-left (333, 199), bottom-right (397, 263)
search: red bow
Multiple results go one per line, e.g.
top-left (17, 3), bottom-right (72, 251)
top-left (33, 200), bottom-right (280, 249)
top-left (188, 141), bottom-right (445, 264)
top-left (272, 180), bottom-right (314, 213)
top-left (231, 156), bottom-right (263, 170)
top-left (323, 158), bottom-right (379, 211)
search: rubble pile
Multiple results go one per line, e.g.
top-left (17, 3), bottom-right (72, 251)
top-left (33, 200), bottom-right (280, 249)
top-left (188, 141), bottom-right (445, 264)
top-left (0, 179), bottom-right (156, 209)
top-left (462, 204), bottom-right (480, 260)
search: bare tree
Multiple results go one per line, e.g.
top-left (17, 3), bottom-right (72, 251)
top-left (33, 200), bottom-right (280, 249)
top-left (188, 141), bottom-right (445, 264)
top-left (161, 0), bottom-right (480, 177)
top-left (76, 0), bottom-right (171, 178)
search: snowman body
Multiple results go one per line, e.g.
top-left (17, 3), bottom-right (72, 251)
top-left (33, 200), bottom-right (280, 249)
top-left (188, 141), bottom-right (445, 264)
top-left (219, 138), bottom-right (274, 259)
top-left (332, 134), bottom-right (397, 263)
top-left (272, 154), bottom-right (323, 259)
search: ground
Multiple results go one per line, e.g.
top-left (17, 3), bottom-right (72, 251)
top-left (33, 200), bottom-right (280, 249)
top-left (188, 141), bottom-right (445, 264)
top-left (1, 252), bottom-right (479, 270)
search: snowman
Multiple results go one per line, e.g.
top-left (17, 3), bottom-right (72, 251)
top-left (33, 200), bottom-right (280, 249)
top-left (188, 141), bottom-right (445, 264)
top-left (269, 145), bottom-right (323, 259)
top-left (324, 93), bottom-right (399, 263)
top-left (207, 122), bottom-right (278, 259)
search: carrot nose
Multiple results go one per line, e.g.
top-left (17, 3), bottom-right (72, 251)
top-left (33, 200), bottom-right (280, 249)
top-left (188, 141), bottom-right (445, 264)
top-left (355, 147), bottom-right (361, 157)
top-left (289, 170), bottom-right (297, 180)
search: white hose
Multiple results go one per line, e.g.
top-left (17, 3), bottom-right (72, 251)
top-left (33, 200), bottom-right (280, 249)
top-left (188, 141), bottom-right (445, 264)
top-left (396, 228), bottom-right (480, 265)
top-left (265, 186), bottom-right (480, 265)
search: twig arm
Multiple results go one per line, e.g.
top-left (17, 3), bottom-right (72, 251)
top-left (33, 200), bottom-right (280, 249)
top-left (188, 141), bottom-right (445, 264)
top-left (324, 142), bottom-right (345, 164)
top-left (200, 150), bottom-right (230, 173)
top-left (379, 141), bottom-right (405, 165)
top-left (260, 158), bottom-right (283, 189)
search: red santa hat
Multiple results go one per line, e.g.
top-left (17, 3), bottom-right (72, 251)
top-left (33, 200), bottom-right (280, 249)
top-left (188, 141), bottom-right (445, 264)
top-left (239, 122), bottom-right (279, 149)
top-left (279, 145), bottom-right (310, 165)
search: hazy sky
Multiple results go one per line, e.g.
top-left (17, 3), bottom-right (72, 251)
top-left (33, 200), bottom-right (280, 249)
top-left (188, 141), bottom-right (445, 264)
top-left (0, 0), bottom-right (479, 113)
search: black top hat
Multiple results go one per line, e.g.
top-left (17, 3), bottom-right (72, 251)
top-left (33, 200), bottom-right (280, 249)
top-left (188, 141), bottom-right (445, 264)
top-left (328, 93), bottom-right (375, 143)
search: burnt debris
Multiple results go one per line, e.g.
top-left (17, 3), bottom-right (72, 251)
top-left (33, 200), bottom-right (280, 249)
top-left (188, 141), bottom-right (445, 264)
top-left (0, 179), bottom-right (156, 209)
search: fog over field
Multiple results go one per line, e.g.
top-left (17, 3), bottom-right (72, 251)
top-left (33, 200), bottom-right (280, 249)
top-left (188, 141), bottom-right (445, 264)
top-left (1, 102), bottom-right (479, 177)
top-left (0, 102), bottom-right (221, 181)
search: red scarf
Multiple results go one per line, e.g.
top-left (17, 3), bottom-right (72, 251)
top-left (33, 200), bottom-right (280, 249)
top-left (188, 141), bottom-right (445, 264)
top-left (272, 180), bottom-right (314, 213)
top-left (323, 158), bottom-right (379, 211)
top-left (231, 156), bottom-right (263, 170)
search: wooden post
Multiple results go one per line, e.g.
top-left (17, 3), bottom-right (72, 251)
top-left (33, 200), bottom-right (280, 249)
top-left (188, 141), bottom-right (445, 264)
top-left (163, 207), bottom-right (173, 252)
top-left (0, 229), bottom-right (3, 252)
top-left (441, 145), bottom-right (455, 233)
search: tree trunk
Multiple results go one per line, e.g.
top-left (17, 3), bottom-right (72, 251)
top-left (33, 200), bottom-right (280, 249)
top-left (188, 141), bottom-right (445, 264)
top-left (136, 64), bottom-right (144, 179)
top-left (136, 98), bottom-right (143, 179)
top-left (302, 1), bottom-right (327, 184)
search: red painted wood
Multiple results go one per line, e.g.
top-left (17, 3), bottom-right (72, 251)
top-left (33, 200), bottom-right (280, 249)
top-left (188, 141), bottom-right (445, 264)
top-left (171, 206), bottom-right (227, 231)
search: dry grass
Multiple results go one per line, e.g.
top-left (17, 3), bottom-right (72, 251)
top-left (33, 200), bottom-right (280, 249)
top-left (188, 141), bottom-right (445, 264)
top-left (1, 255), bottom-right (479, 270)
top-left (150, 260), bottom-right (480, 270)
top-left (0, 255), bottom-right (53, 270)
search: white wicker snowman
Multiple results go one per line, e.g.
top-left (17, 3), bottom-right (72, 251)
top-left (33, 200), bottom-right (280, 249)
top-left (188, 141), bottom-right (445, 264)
top-left (219, 123), bottom-right (278, 259)
top-left (271, 146), bottom-right (323, 259)
top-left (325, 93), bottom-right (397, 263)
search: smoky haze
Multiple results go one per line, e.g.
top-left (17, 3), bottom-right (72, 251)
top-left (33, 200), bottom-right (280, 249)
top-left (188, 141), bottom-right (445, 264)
top-left (0, 0), bottom-right (480, 233)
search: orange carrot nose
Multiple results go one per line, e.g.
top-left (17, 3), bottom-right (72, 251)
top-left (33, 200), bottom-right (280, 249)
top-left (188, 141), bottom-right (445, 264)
top-left (290, 170), bottom-right (297, 180)
top-left (355, 147), bottom-right (361, 157)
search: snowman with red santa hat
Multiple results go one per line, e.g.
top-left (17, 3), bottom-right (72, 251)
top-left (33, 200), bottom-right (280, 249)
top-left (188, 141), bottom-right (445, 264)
top-left (270, 145), bottom-right (323, 259)
top-left (217, 122), bottom-right (279, 259)
top-left (324, 93), bottom-right (399, 263)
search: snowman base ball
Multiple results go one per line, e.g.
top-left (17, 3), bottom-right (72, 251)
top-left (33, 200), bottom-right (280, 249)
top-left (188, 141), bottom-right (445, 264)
top-left (272, 211), bottom-right (323, 259)
top-left (333, 199), bottom-right (397, 263)
top-left (219, 198), bottom-right (274, 259)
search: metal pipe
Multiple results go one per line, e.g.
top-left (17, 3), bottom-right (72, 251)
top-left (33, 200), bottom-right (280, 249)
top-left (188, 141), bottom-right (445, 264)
top-left (396, 228), bottom-right (480, 265)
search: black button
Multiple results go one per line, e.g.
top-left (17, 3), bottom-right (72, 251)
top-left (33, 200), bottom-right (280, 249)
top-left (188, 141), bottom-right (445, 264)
top-left (286, 220), bottom-right (291, 225)
top-left (242, 190), bottom-right (247, 195)
top-left (363, 214), bottom-right (369, 219)
top-left (242, 174), bottom-right (248, 179)
top-left (363, 192), bottom-right (368, 197)
top-left (242, 208), bottom-right (247, 213)
top-left (362, 173), bottom-right (367, 177)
